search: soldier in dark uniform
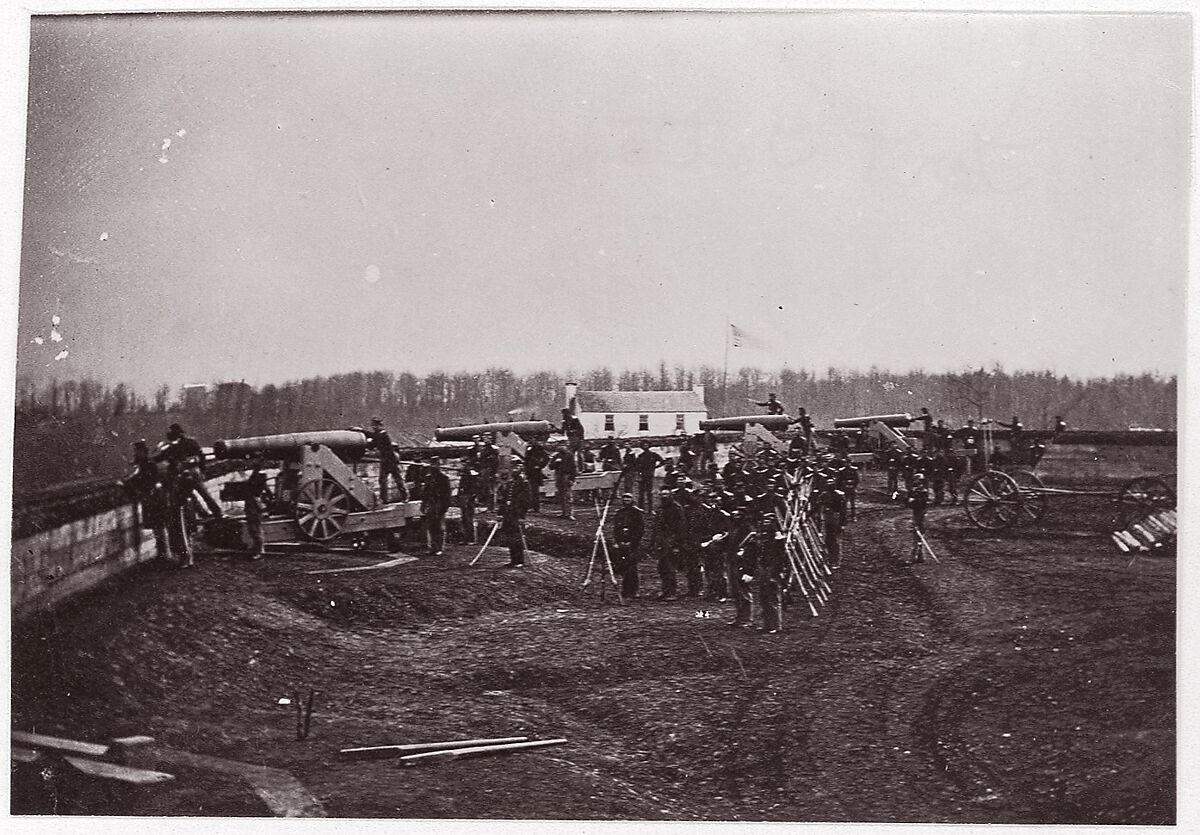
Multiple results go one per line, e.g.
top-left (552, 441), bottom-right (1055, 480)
top-left (598, 440), bottom-right (622, 472)
top-left (788, 431), bottom-right (809, 458)
top-left (561, 408), bottom-right (586, 467)
top-left (836, 460), bottom-right (860, 521)
top-left (243, 456), bottom-right (272, 560)
top-left (523, 441), bottom-right (550, 512)
top-left (726, 506), bottom-right (756, 628)
top-left (819, 486), bottom-right (848, 568)
top-left (792, 408), bottom-right (815, 451)
top-left (651, 488), bottom-right (685, 601)
top-left (699, 430), bottom-right (718, 470)
top-left (610, 493), bottom-right (645, 600)
top-left (122, 440), bottom-right (172, 563)
top-left (457, 465), bottom-right (479, 544)
top-left (620, 446), bottom-right (639, 494)
top-left (549, 448), bottom-right (577, 519)
top-left (904, 472), bottom-right (930, 565)
top-left (161, 423), bottom-right (223, 519)
top-left (697, 497), bottom-right (730, 602)
top-left (752, 512), bottom-right (788, 634)
top-left (495, 467), bottom-right (529, 568)
top-left (1053, 415), bottom-right (1068, 436)
top-left (930, 449), bottom-right (949, 505)
top-left (946, 447), bottom-right (965, 504)
top-left (421, 459), bottom-right (453, 555)
top-left (479, 436), bottom-right (500, 510)
top-left (635, 443), bottom-right (664, 512)
top-left (958, 419), bottom-right (983, 475)
top-left (366, 418), bottom-right (407, 504)
top-left (917, 407), bottom-right (934, 443)
top-left (753, 393), bottom-right (785, 415)
top-left (677, 438), bottom-right (697, 475)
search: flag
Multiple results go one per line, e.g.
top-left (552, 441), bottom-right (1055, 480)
top-left (730, 323), bottom-right (772, 351)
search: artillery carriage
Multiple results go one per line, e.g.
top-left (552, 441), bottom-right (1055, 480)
top-left (207, 430), bottom-right (422, 548)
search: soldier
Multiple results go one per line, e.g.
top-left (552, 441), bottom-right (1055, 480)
top-left (699, 430), bottom-right (718, 470)
top-left (523, 441), bottom-right (550, 512)
top-left (478, 436), bottom-right (500, 510)
top-left (620, 446), bottom-right (639, 494)
top-left (561, 407), bottom-right (586, 467)
top-left (917, 407), bottom-right (935, 447)
top-left (788, 430), bottom-right (809, 458)
top-left (697, 497), bottom-right (730, 602)
top-left (752, 512), bottom-right (788, 634)
top-left (946, 447), bottom-right (965, 504)
top-left (792, 408), bottom-right (815, 450)
top-left (161, 423), bottom-right (223, 519)
top-left (651, 488), bottom-right (685, 601)
top-left (243, 456), bottom-right (272, 560)
top-left (836, 460), bottom-right (860, 521)
top-left (549, 448), bottom-right (577, 519)
top-left (884, 445), bottom-right (903, 498)
top-left (957, 419), bottom-right (983, 474)
top-left (610, 493), bottom-right (645, 600)
top-left (495, 467), bottom-right (530, 568)
top-left (677, 490), bottom-right (704, 598)
top-left (122, 440), bottom-right (172, 563)
top-left (1052, 415), bottom-right (1068, 436)
top-left (421, 459), bottom-right (453, 556)
top-left (678, 438), bottom-right (697, 475)
top-left (726, 508), bottom-right (756, 628)
top-left (635, 442), bottom-right (664, 512)
top-left (753, 393), bottom-right (785, 415)
top-left (930, 449), bottom-right (949, 505)
top-left (366, 418), bottom-right (407, 504)
top-left (457, 465), bottom-right (479, 545)
top-left (598, 440), bottom-right (622, 473)
top-left (903, 472), bottom-right (930, 565)
top-left (819, 486), bottom-right (848, 569)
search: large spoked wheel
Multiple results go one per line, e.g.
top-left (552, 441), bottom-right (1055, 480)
top-left (1009, 470), bottom-right (1049, 526)
top-left (295, 478), bottom-right (351, 543)
top-left (963, 470), bottom-right (1023, 531)
top-left (1117, 476), bottom-right (1175, 528)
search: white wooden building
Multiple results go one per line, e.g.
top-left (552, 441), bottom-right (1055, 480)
top-left (565, 383), bottom-right (709, 438)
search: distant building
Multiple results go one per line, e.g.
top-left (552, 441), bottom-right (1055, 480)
top-left (181, 384), bottom-right (209, 411)
top-left (565, 382), bottom-right (708, 437)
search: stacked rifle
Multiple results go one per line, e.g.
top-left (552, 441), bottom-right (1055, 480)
top-left (776, 472), bottom-right (834, 617)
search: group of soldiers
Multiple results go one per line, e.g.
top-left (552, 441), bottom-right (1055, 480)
top-left (121, 423), bottom-right (228, 567)
top-left (600, 446), bottom-right (859, 634)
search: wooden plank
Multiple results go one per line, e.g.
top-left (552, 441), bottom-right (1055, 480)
top-left (62, 755), bottom-right (175, 785)
top-left (339, 736), bottom-right (529, 761)
top-left (400, 738), bottom-right (568, 765)
top-left (12, 730), bottom-right (110, 758)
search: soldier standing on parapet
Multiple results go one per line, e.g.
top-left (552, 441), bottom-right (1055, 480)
top-left (561, 407), bottom-right (586, 468)
top-left (791, 408), bottom-right (815, 452)
top-left (495, 467), bottom-right (529, 568)
top-left (610, 493), bottom-right (645, 600)
top-left (161, 423), bottom-right (224, 519)
top-left (752, 393), bottom-right (786, 415)
top-left (366, 418), bottom-right (407, 504)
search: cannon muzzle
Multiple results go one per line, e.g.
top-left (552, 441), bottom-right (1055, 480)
top-left (699, 414), bottom-right (792, 431)
top-left (433, 421), bottom-right (553, 442)
top-left (832, 413), bottom-right (913, 429)
top-left (212, 430), bottom-right (370, 460)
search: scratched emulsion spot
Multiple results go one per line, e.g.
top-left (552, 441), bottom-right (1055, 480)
top-left (364, 264), bottom-right (380, 284)
top-left (99, 232), bottom-right (108, 241)
top-left (54, 350), bottom-right (69, 361)
top-left (49, 329), bottom-right (62, 343)
top-left (31, 337), bottom-right (44, 345)
top-left (176, 128), bottom-right (186, 138)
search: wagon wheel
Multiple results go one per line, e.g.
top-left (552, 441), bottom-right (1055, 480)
top-left (1117, 476), bottom-right (1175, 528)
top-left (1009, 470), bottom-right (1049, 526)
top-left (295, 478), bottom-right (351, 542)
top-left (963, 470), bottom-right (1023, 531)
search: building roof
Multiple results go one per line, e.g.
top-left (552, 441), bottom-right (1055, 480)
top-left (575, 390), bottom-right (707, 414)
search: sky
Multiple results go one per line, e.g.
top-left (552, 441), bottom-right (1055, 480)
top-left (13, 9), bottom-right (1191, 394)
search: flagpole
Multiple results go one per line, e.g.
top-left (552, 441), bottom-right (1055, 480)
top-left (722, 320), bottom-right (730, 416)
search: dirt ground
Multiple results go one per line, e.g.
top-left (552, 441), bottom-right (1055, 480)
top-left (11, 471), bottom-right (1175, 823)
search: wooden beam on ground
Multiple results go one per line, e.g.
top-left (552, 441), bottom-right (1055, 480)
top-left (339, 736), bottom-right (529, 761)
top-left (12, 730), bottom-right (110, 758)
top-left (399, 738), bottom-right (568, 765)
top-left (62, 755), bottom-right (175, 785)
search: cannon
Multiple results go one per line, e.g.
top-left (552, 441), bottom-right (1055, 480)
top-left (432, 421), bottom-right (553, 443)
top-left (208, 430), bottom-right (420, 546)
top-left (832, 413), bottom-right (913, 429)
top-left (699, 414), bottom-right (792, 432)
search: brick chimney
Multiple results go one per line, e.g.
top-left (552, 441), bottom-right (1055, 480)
top-left (565, 382), bottom-right (578, 413)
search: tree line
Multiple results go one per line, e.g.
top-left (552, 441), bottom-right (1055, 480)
top-left (12, 365), bottom-right (1177, 492)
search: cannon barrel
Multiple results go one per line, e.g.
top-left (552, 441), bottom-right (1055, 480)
top-left (433, 421), bottom-right (553, 442)
top-left (699, 414), bottom-right (792, 431)
top-left (213, 430), bottom-right (370, 460)
top-left (832, 413), bottom-right (913, 429)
